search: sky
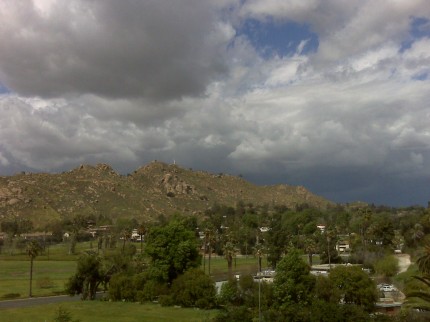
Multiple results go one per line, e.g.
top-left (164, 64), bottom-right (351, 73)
top-left (0, 0), bottom-right (430, 207)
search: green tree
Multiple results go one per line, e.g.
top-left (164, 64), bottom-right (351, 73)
top-left (328, 266), bottom-right (377, 312)
top-left (417, 245), bottom-right (430, 275)
top-left (319, 228), bottom-right (341, 265)
top-left (406, 245), bottom-right (430, 310)
top-left (374, 254), bottom-right (399, 280)
top-left (137, 223), bottom-right (146, 254)
top-left (273, 248), bottom-right (315, 310)
top-left (304, 236), bottom-right (318, 266)
top-left (254, 243), bottom-right (265, 274)
top-left (203, 227), bottom-right (216, 275)
top-left (66, 215), bottom-right (87, 255)
top-left (223, 241), bottom-right (236, 278)
top-left (65, 251), bottom-right (106, 300)
top-left (168, 268), bottom-right (216, 308)
top-left (144, 220), bottom-right (201, 284)
top-left (26, 240), bottom-right (42, 297)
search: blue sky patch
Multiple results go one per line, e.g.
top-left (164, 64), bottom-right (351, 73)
top-left (0, 83), bottom-right (10, 94)
top-left (239, 18), bottom-right (319, 58)
top-left (412, 71), bottom-right (429, 81)
top-left (400, 16), bottom-right (430, 52)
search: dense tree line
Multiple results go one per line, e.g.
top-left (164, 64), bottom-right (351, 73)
top-left (3, 200), bottom-right (430, 320)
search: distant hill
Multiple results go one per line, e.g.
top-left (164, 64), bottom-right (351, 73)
top-left (0, 161), bottom-right (333, 228)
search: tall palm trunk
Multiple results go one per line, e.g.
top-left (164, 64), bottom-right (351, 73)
top-left (29, 258), bottom-right (34, 297)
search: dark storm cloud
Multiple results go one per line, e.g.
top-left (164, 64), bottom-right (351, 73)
top-left (0, 0), bottom-right (231, 100)
top-left (0, 0), bottom-right (430, 207)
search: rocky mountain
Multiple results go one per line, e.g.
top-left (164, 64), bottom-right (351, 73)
top-left (0, 161), bottom-right (332, 228)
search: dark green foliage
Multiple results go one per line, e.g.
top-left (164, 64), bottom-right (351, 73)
top-left (1, 218), bottom-right (33, 236)
top-left (374, 254), bottom-right (399, 278)
top-left (218, 278), bottom-right (240, 306)
top-left (417, 245), bottom-right (430, 275)
top-left (144, 220), bottom-right (201, 283)
top-left (65, 251), bottom-right (106, 300)
top-left (108, 274), bottom-right (137, 301)
top-left (314, 275), bottom-right (341, 304)
top-left (328, 266), bottom-right (377, 312)
top-left (213, 306), bottom-right (254, 322)
top-left (168, 268), bottom-right (216, 308)
top-left (273, 248), bottom-right (316, 309)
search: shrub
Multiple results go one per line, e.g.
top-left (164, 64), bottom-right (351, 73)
top-left (138, 280), bottom-right (168, 302)
top-left (53, 306), bottom-right (80, 322)
top-left (213, 306), bottom-right (254, 322)
top-left (169, 268), bottom-right (216, 309)
top-left (109, 274), bottom-right (136, 301)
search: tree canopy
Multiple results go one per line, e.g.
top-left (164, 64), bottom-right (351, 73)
top-left (65, 251), bottom-right (106, 300)
top-left (144, 219), bottom-right (201, 284)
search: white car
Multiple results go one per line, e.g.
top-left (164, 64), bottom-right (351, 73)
top-left (379, 284), bottom-right (395, 292)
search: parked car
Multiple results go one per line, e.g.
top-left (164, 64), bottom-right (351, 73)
top-left (379, 284), bottom-right (396, 292)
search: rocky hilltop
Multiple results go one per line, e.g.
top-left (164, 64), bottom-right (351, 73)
top-left (0, 161), bottom-right (332, 228)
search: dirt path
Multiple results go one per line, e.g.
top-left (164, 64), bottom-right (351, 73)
top-left (396, 254), bottom-right (411, 274)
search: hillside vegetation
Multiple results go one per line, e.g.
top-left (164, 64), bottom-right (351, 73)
top-left (0, 161), bottom-right (332, 228)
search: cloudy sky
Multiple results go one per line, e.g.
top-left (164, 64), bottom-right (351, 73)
top-left (0, 0), bottom-right (430, 207)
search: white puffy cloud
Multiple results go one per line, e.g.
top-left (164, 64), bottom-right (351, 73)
top-left (0, 0), bottom-right (429, 206)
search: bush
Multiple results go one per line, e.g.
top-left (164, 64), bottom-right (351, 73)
top-left (138, 280), bottom-right (168, 302)
top-left (374, 255), bottom-right (399, 279)
top-left (109, 274), bottom-right (136, 301)
top-left (169, 268), bottom-right (216, 309)
top-left (218, 278), bottom-right (240, 306)
top-left (213, 306), bottom-right (254, 322)
top-left (159, 294), bottom-right (175, 306)
top-left (53, 306), bottom-right (80, 322)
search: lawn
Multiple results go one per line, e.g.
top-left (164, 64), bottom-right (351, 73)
top-left (0, 240), bottom-right (273, 300)
top-left (0, 301), bottom-right (218, 322)
top-left (0, 260), bottom-right (76, 299)
top-left (203, 255), bottom-right (267, 281)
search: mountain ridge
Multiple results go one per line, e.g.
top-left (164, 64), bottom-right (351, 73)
top-left (0, 161), bottom-right (333, 228)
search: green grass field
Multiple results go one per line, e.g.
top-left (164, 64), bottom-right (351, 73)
top-left (0, 239), bottom-right (273, 301)
top-left (0, 301), bottom-right (218, 322)
top-left (0, 260), bottom-right (76, 299)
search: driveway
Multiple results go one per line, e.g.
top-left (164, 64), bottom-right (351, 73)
top-left (396, 254), bottom-right (411, 274)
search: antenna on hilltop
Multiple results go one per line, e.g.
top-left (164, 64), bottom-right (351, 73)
top-left (173, 159), bottom-right (176, 165)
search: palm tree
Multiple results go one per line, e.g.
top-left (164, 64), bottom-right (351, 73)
top-left (417, 244), bottom-right (430, 275)
top-left (204, 228), bottom-right (215, 275)
top-left (411, 223), bottom-right (424, 247)
top-left (304, 237), bottom-right (317, 266)
top-left (121, 228), bottom-right (132, 253)
top-left (223, 241), bottom-right (236, 278)
top-left (406, 245), bottom-right (430, 310)
top-left (137, 223), bottom-right (146, 254)
top-left (254, 243), bottom-right (265, 274)
top-left (26, 240), bottom-right (41, 297)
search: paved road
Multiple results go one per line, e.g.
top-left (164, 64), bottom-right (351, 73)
top-left (0, 293), bottom-right (105, 309)
top-left (0, 294), bottom-right (81, 309)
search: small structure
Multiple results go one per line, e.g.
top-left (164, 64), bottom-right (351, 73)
top-left (375, 299), bottom-right (402, 316)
